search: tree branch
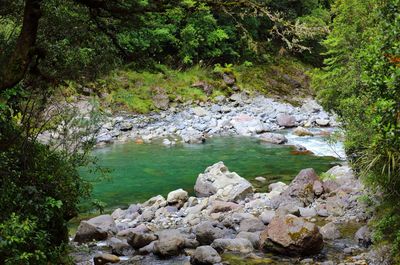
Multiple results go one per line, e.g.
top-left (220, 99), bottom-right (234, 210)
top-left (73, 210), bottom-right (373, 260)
top-left (0, 0), bottom-right (42, 92)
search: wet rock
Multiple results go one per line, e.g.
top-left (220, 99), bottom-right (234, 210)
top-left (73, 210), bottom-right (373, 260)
top-left (277, 113), bottom-right (296, 128)
top-left (293, 126), bottom-right (314, 136)
top-left (355, 226), bottom-right (372, 247)
top-left (109, 237), bottom-right (133, 256)
top-left (74, 215), bottom-right (117, 243)
top-left (211, 238), bottom-right (253, 254)
top-left (191, 246), bottom-right (221, 265)
top-left (260, 214), bottom-right (324, 256)
top-left (259, 133), bottom-right (288, 144)
top-left (167, 188), bottom-right (189, 208)
top-left (194, 162), bottom-right (253, 202)
top-left (239, 218), bottom-right (266, 232)
top-left (320, 222), bottom-right (341, 240)
top-left (93, 253), bottom-right (120, 265)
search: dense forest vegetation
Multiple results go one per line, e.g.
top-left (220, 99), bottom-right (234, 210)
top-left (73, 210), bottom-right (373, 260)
top-left (0, 0), bottom-right (398, 264)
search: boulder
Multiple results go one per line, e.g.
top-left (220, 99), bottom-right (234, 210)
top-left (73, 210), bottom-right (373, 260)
top-left (260, 214), bottom-right (323, 256)
top-left (259, 133), bottom-right (288, 144)
top-left (260, 210), bottom-right (276, 225)
top-left (152, 87), bottom-right (169, 110)
top-left (210, 201), bottom-right (241, 213)
top-left (194, 162), bottom-right (253, 202)
top-left (93, 253), bottom-right (120, 265)
top-left (268, 182), bottom-right (288, 193)
top-left (239, 218), bottom-right (266, 232)
top-left (127, 232), bottom-right (158, 249)
top-left (293, 127), bottom-right (314, 137)
top-left (74, 215), bottom-right (117, 243)
top-left (230, 114), bottom-right (265, 136)
top-left (236, 231), bottom-right (261, 249)
top-left (195, 222), bottom-right (227, 245)
top-left (299, 207), bottom-right (317, 218)
top-left (109, 237), bottom-right (133, 256)
top-left (316, 119), bottom-right (330, 126)
top-left (277, 113), bottom-right (296, 128)
top-left (276, 168), bottom-right (320, 207)
top-left (313, 180), bottom-right (324, 196)
top-left (355, 225), bottom-right (372, 247)
top-left (167, 188), bottom-right (189, 208)
top-left (190, 246), bottom-right (222, 265)
top-left (211, 238), bottom-right (253, 254)
top-left (192, 107), bottom-right (209, 117)
top-left (153, 230), bottom-right (188, 257)
top-left (320, 222), bottom-right (341, 240)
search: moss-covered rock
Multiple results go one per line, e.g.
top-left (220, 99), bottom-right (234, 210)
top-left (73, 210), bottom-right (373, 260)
top-left (260, 214), bottom-right (323, 256)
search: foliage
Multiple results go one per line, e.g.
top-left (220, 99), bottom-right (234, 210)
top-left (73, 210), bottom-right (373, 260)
top-left (313, 0), bottom-right (400, 256)
top-left (0, 87), bottom-right (103, 263)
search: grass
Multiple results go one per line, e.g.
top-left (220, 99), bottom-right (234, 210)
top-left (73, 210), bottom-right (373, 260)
top-left (62, 55), bottom-right (315, 114)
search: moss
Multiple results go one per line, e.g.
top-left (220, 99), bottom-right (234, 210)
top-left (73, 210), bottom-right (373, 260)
top-left (222, 253), bottom-right (275, 265)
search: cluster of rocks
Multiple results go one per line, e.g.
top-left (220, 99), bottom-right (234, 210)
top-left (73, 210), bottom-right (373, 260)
top-left (95, 94), bottom-right (337, 145)
top-left (71, 162), bottom-right (375, 265)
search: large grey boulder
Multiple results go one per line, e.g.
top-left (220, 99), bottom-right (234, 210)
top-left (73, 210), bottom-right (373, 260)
top-left (190, 246), bottom-right (222, 265)
top-left (194, 162), bottom-right (253, 202)
top-left (260, 214), bottom-right (323, 256)
top-left (236, 231), bottom-right (261, 249)
top-left (74, 215), bottom-right (117, 243)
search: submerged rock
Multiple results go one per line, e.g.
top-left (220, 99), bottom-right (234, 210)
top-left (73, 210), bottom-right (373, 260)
top-left (211, 238), bottom-right (254, 254)
top-left (260, 214), bottom-right (323, 256)
top-left (194, 162), bottom-right (253, 201)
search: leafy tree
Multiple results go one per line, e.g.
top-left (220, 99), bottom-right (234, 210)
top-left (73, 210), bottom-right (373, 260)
top-left (313, 0), bottom-right (400, 257)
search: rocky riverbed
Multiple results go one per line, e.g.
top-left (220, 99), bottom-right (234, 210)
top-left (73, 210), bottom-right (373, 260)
top-left (70, 161), bottom-right (379, 265)
top-left (95, 93), bottom-right (339, 148)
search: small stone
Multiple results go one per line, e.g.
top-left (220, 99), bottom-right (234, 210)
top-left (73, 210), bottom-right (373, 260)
top-left (255, 176), bottom-right (267, 183)
top-left (320, 222), bottom-right (341, 240)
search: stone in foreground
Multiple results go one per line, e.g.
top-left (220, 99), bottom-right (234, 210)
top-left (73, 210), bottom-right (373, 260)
top-left (260, 214), bottom-right (323, 256)
top-left (194, 162), bottom-right (253, 201)
top-left (190, 246), bottom-right (221, 265)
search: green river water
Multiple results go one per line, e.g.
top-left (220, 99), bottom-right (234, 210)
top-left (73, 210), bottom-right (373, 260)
top-left (84, 136), bottom-right (338, 210)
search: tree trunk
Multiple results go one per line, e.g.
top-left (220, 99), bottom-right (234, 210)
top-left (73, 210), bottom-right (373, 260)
top-left (0, 0), bottom-right (42, 92)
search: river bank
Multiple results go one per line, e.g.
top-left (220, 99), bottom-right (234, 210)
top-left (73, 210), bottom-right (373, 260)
top-left (70, 161), bottom-right (378, 265)
top-left (94, 93), bottom-right (340, 154)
